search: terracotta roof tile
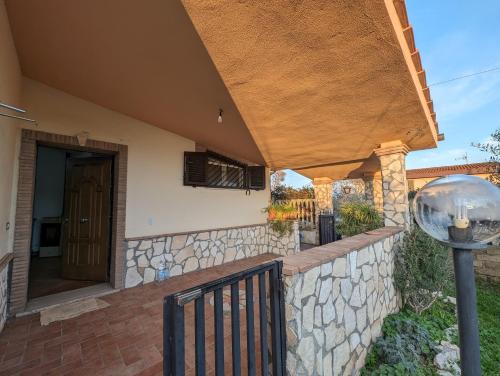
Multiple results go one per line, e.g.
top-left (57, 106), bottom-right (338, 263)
top-left (392, 0), bottom-right (439, 135)
top-left (407, 162), bottom-right (499, 179)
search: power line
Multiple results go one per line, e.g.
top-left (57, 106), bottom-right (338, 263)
top-left (428, 66), bottom-right (500, 87)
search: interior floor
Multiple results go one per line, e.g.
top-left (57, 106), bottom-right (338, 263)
top-left (28, 256), bottom-right (99, 299)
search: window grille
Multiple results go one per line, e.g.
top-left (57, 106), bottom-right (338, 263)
top-left (184, 152), bottom-right (266, 190)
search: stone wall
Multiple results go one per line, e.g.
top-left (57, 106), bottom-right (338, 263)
top-left (0, 262), bottom-right (9, 332)
top-left (281, 227), bottom-right (403, 375)
top-left (474, 246), bottom-right (500, 282)
top-left (124, 222), bottom-right (299, 288)
top-left (363, 175), bottom-right (383, 214)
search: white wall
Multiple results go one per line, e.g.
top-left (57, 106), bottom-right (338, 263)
top-left (0, 1), bottom-right (22, 257)
top-left (21, 79), bottom-right (270, 238)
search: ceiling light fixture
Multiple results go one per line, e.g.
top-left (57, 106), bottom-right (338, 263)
top-left (76, 131), bottom-right (90, 147)
top-left (217, 109), bottom-right (223, 124)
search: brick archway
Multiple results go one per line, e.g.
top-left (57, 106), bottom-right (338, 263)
top-left (10, 129), bottom-right (128, 313)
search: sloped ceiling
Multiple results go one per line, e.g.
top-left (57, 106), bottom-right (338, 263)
top-left (6, 0), bottom-right (265, 164)
top-left (6, 0), bottom-right (437, 177)
top-left (181, 0), bottom-right (438, 172)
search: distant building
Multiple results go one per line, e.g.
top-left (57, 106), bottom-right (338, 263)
top-left (407, 162), bottom-right (499, 191)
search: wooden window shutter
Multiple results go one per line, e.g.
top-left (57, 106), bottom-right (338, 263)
top-left (184, 152), bottom-right (208, 186)
top-left (247, 166), bottom-right (266, 190)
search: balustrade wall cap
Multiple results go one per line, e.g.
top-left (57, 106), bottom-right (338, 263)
top-left (280, 226), bottom-right (403, 275)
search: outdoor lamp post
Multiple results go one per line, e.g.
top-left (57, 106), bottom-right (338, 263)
top-left (413, 174), bottom-right (500, 376)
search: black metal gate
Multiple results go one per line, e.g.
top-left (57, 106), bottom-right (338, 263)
top-left (319, 213), bottom-right (336, 245)
top-left (163, 260), bottom-right (286, 375)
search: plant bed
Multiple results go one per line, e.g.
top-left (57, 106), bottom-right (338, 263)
top-left (361, 279), bottom-right (500, 375)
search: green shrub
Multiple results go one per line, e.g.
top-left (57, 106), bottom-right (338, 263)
top-left (400, 300), bottom-right (457, 343)
top-left (394, 226), bottom-right (452, 314)
top-left (336, 201), bottom-right (383, 237)
top-left (362, 315), bottom-right (438, 376)
top-left (363, 280), bottom-right (500, 375)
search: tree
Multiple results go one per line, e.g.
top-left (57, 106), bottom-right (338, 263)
top-left (270, 170), bottom-right (286, 191)
top-left (472, 128), bottom-right (500, 186)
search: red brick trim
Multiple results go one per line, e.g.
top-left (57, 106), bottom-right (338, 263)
top-left (281, 226), bottom-right (403, 276)
top-left (10, 129), bottom-right (127, 313)
top-left (407, 162), bottom-right (499, 179)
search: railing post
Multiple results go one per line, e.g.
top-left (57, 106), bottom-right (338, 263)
top-left (164, 295), bottom-right (185, 376)
top-left (164, 261), bottom-right (286, 376)
top-left (269, 262), bottom-right (285, 376)
top-left (214, 288), bottom-right (225, 376)
top-left (163, 297), bottom-right (172, 376)
top-left (194, 296), bottom-right (206, 376)
top-left (258, 272), bottom-right (269, 376)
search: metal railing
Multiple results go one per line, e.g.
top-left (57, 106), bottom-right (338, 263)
top-left (163, 261), bottom-right (286, 375)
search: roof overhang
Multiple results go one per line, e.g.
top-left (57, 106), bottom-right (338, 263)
top-left (6, 0), bottom-right (439, 176)
top-left (5, 0), bottom-right (265, 165)
top-left (182, 0), bottom-right (439, 177)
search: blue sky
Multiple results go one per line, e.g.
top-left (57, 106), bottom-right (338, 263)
top-left (284, 0), bottom-right (500, 188)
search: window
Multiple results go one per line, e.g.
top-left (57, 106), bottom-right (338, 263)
top-left (207, 154), bottom-right (245, 188)
top-left (184, 151), bottom-right (266, 190)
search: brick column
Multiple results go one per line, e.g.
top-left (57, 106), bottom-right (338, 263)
top-left (363, 172), bottom-right (383, 214)
top-left (374, 141), bottom-right (410, 228)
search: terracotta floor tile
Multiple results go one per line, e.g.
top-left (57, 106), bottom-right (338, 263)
top-left (0, 254), bottom-right (280, 375)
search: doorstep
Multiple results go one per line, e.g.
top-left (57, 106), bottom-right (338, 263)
top-left (19, 283), bottom-right (120, 316)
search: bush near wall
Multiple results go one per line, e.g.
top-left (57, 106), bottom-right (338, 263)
top-left (336, 201), bottom-right (383, 237)
top-left (394, 226), bottom-right (452, 315)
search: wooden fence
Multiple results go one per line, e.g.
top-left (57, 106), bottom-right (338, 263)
top-left (276, 199), bottom-right (316, 226)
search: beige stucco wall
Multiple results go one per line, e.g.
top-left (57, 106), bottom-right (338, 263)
top-left (408, 174), bottom-right (492, 191)
top-left (0, 1), bottom-right (22, 258)
top-left (20, 79), bottom-right (269, 238)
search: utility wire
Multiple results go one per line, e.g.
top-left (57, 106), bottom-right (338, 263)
top-left (428, 66), bottom-right (500, 87)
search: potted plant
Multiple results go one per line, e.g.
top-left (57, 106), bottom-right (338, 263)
top-left (264, 203), bottom-right (298, 237)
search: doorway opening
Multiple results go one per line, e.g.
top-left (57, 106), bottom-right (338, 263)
top-left (28, 145), bottom-right (114, 300)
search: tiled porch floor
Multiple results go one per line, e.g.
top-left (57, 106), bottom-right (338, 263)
top-left (0, 253), bottom-right (279, 376)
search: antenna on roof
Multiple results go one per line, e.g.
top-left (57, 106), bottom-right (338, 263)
top-left (455, 153), bottom-right (469, 164)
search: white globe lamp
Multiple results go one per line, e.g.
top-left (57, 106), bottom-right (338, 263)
top-left (413, 174), bottom-right (500, 376)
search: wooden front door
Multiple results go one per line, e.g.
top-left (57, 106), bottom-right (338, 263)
top-left (61, 157), bottom-right (112, 281)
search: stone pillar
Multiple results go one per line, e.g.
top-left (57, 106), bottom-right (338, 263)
top-left (313, 177), bottom-right (334, 215)
top-left (312, 177), bottom-right (334, 244)
top-left (363, 172), bottom-right (383, 214)
top-left (374, 141), bottom-right (410, 229)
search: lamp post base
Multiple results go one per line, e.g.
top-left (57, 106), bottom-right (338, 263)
top-left (453, 248), bottom-right (481, 376)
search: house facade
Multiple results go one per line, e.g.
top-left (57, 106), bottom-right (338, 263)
top-left (1, 0), bottom-right (441, 374)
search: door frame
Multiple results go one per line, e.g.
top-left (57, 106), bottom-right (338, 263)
top-left (10, 129), bottom-right (128, 313)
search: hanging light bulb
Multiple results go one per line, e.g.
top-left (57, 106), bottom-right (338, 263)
top-left (217, 109), bottom-right (223, 124)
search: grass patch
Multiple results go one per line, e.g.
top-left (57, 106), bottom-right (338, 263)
top-left (362, 278), bottom-right (500, 375)
top-left (475, 278), bottom-right (500, 375)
